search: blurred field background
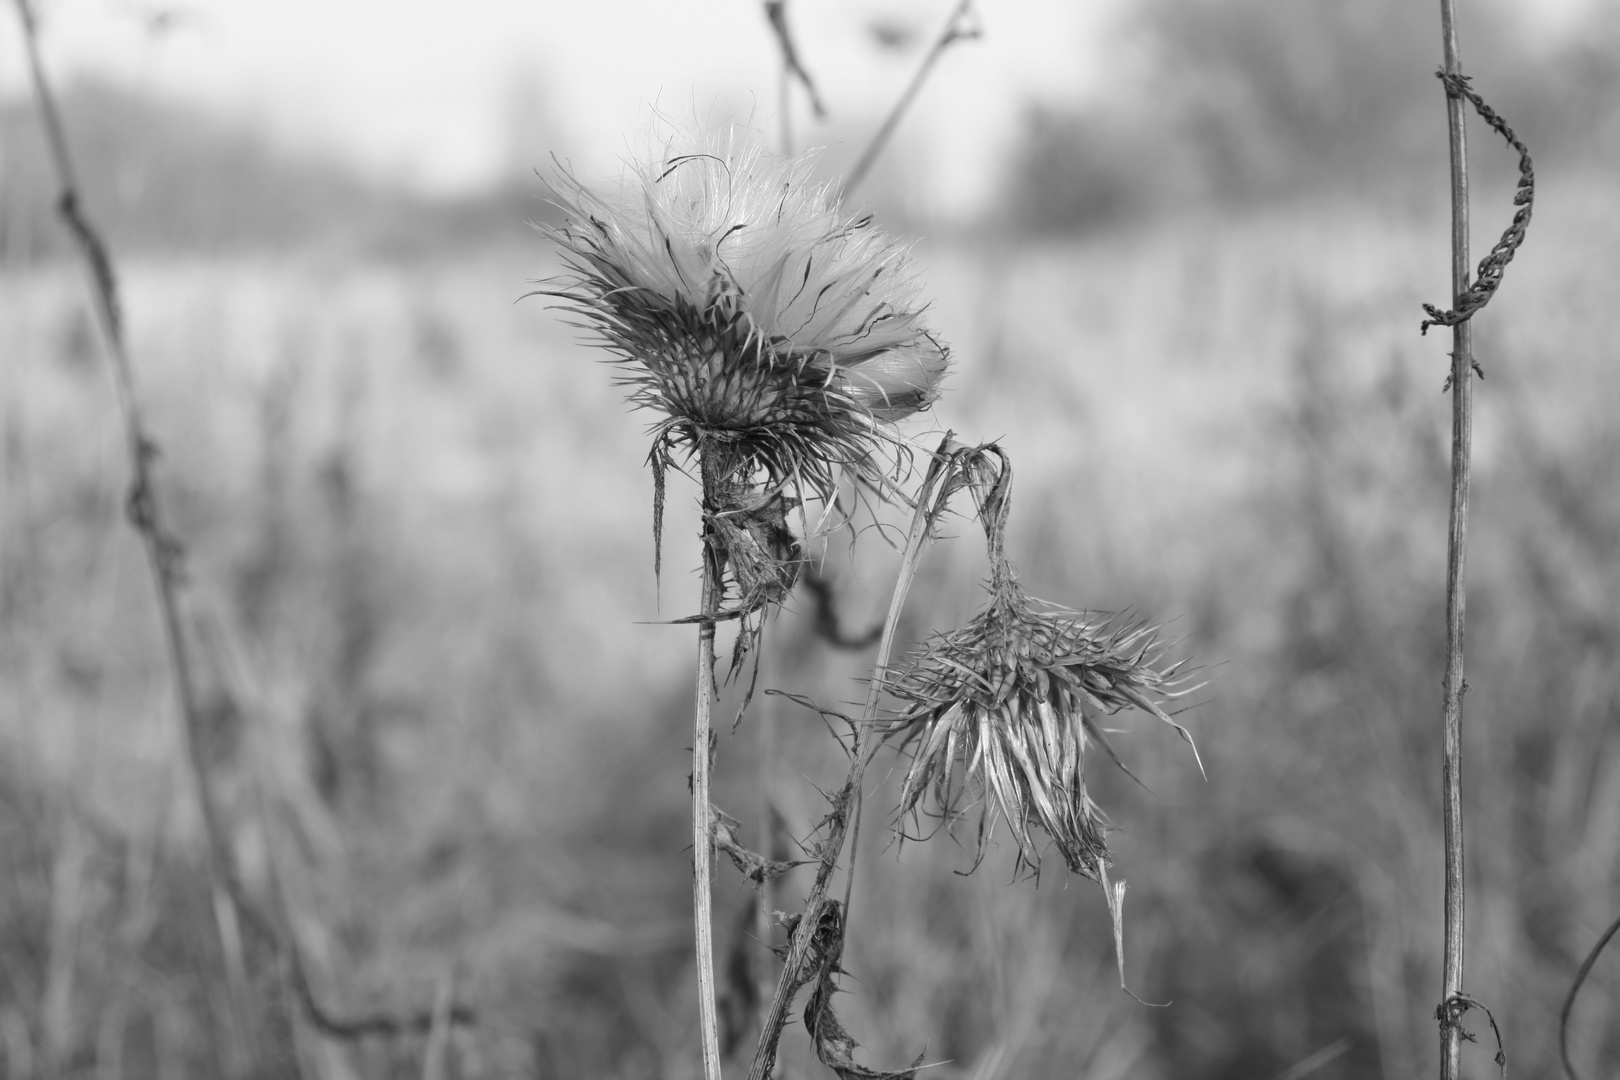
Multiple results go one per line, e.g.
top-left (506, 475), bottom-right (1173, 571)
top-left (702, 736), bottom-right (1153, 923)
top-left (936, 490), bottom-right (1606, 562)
top-left (2, 0), bottom-right (1619, 1077)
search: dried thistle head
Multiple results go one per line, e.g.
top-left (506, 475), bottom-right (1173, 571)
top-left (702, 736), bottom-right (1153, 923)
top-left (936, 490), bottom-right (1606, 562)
top-left (539, 127), bottom-right (950, 624)
top-left (540, 127), bottom-right (949, 506)
top-left (885, 587), bottom-right (1198, 877)
top-left (883, 448), bottom-right (1201, 878)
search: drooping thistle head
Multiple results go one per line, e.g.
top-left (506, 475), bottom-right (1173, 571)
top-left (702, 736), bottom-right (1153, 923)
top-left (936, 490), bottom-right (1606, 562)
top-left (539, 128), bottom-right (950, 616)
top-left (883, 447), bottom-right (1202, 878)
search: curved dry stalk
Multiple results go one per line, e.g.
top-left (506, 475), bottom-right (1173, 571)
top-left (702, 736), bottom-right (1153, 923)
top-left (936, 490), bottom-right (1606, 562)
top-left (11, 0), bottom-right (256, 1059)
top-left (745, 434), bottom-right (956, 1080)
top-left (764, 0), bottom-right (825, 158)
top-left (1559, 913), bottom-right (1620, 1080)
top-left (14, 3), bottom-right (480, 1050)
top-left (837, 441), bottom-right (962, 926)
top-left (844, 0), bottom-right (980, 197)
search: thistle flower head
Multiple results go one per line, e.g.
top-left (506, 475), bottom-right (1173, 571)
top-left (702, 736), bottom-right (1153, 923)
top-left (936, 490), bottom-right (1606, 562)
top-left (541, 128), bottom-right (949, 505)
top-left (885, 586), bottom-right (1196, 877)
top-left (883, 449), bottom-right (1201, 878)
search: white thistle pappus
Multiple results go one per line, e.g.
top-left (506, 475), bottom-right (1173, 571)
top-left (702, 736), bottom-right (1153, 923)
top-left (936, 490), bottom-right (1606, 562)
top-left (539, 127), bottom-right (950, 616)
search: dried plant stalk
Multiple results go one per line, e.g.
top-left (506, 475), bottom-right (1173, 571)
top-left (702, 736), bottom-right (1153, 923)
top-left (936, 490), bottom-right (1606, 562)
top-left (844, 0), bottom-right (980, 197)
top-left (1436, 3), bottom-right (1474, 1077)
top-left (692, 546), bottom-right (725, 1079)
top-left (14, 3), bottom-right (477, 1051)
top-left (10, 0), bottom-right (257, 1061)
top-left (745, 437), bottom-right (957, 1080)
top-left (1560, 913), bottom-right (1620, 1080)
top-left (1423, 7), bottom-right (1534, 1076)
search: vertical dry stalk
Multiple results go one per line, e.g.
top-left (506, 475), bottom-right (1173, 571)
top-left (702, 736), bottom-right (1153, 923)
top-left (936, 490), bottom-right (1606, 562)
top-left (10, 0), bottom-right (255, 1064)
top-left (745, 437), bottom-right (955, 1080)
top-left (693, 543), bottom-right (725, 1080)
top-left (1436, 2), bottom-right (1472, 1077)
top-left (753, 650), bottom-right (778, 1025)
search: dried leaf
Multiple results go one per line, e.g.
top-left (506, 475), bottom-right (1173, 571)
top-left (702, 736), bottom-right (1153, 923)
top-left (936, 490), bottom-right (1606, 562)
top-left (801, 905), bottom-right (927, 1080)
top-left (712, 805), bottom-right (810, 887)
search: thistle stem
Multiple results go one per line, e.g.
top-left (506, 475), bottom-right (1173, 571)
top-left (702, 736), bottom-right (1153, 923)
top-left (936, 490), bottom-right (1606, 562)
top-left (839, 453), bottom-right (951, 925)
top-left (693, 508), bottom-right (726, 1080)
top-left (755, 651), bottom-right (778, 1024)
top-left (746, 437), bottom-right (955, 1080)
top-left (1436, 2), bottom-right (1473, 1077)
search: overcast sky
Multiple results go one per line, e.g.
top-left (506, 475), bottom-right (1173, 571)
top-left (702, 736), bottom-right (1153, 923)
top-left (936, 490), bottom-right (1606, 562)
top-left (0, 0), bottom-right (1147, 218)
top-left (3, 0), bottom-right (1599, 219)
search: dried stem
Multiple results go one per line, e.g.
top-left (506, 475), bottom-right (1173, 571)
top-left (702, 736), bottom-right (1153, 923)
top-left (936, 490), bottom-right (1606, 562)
top-left (763, 0), bottom-right (823, 158)
top-left (758, 0), bottom-right (795, 1024)
top-left (693, 474), bottom-right (727, 1080)
top-left (1559, 913), bottom-right (1620, 1080)
top-left (1436, 3), bottom-right (1473, 1078)
top-left (13, 2), bottom-right (478, 1047)
top-left (754, 666), bottom-right (778, 1031)
top-left (843, 0), bottom-right (979, 197)
top-left (11, 0), bottom-right (254, 1061)
top-left (746, 436), bottom-right (955, 1080)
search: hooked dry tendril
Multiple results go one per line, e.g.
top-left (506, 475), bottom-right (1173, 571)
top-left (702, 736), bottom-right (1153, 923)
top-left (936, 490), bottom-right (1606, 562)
top-left (1420, 72), bottom-right (1535, 336)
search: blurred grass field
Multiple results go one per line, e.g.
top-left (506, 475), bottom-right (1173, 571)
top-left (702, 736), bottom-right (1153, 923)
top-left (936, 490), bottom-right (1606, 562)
top-left (4, 3), bottom-right (1620, 1077)
top-left (5, 176), bottom-right (1619, 1077)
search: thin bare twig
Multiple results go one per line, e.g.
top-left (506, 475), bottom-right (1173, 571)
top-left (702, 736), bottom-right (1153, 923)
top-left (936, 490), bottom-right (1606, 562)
top-left (12, 2), bottom-right (478, 1047)
top-left (1435, 3), bottom-right (1473, 1078)
top-left (286, 954), bottom-right (476, 1041)
top-left (746, 435), bottom-right (957, 1080)
top-left (420, 969), bottom-right (456, 1080)
top-left (752, 666), bottom-right (776, 1042)
top-left (764, 0), bottom-right (824, 158)
top-left (843, 0), bottom-right (980, 197)
top-left (1559, 913), bottom-right (1620, 1080)
top-left (11, 0), bottom-right (257, 1062)
top-left (1429, 11), bottom-right (1534, 1078)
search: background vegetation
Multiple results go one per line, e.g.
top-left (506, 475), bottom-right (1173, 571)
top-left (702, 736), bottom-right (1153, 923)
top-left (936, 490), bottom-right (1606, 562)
top-left (1, 0), bottom-right (1617, 1077)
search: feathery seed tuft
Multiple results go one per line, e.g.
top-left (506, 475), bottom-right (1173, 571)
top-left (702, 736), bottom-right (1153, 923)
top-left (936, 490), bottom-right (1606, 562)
top-left (541, 129), bottom-right (948, 496)
top-left (539, 127), bottom-right (950, 618)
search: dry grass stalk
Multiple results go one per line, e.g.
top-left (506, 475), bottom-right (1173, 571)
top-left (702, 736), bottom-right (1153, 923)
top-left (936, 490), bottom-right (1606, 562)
top-left (13, 2), bottom-right (477, 1057)
top-left (1434, 2), bottom-right (1477, 1062)
top-left (11, 0), bottom-right (255, 1062)
top-left (745, 437), bottom-right (959, 1080)
top-left (844, 0), bottom-right (981, 197)
top-left (1560, 913), bottom-right (1620, 1080)
top-left (1430, 1), bottom-right (1533, 1075)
